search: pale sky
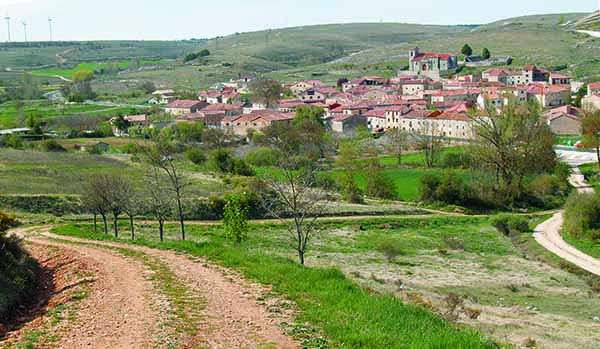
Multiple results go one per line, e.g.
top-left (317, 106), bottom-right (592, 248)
top-left (0, 0), bottom-right (597, 41)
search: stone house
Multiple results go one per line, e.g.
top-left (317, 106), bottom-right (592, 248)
top-left (331, 113), bottom-right (366, 134)
top-left (408, 47), bottom-right (458, 80)
top-left (222, 110), bottom-right (294, 136)
top-left (527, 85), bottom-right (570, 108)
top-left (165, 100), bottom-right (207, 116)
top-left (582, 94), bottom-right (600, 112)
top-left (544, 105), bottom-right (582, 135)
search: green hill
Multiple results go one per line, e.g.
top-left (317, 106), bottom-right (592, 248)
top-left (3, 12), bottom-right (600, 89)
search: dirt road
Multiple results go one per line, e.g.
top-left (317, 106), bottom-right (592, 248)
top-left (534, 168), bottom-right (600, 276)
top-left (3, 226), bottom-right (298, 349)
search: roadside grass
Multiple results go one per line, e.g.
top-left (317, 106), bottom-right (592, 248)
top-left (52, 219), bottom-right (498, 348)
top-left (563, 234), bottom-right (600, 260)
top-left (580, 163), bottom-right (600, 191)
top-left (51, 213), bottom-right (600, 348)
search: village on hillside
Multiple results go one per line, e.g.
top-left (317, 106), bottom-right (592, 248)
top-left (107, 46), bottom-right (598, 144)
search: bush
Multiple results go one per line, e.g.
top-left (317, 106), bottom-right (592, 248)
top-left (340, 176), bottom-right (363, 204)
top-left (420, 173), bottom-right (467, 206)
top-left (185, 148), bottom-right (207, 165)
top-left (0, 211), bottom-right (38, 325)
top-left (564, 192), bottom-right (600, 239)
top-left (209, 149), bottom-right (254, 176)
top-left (440, 152), bottom-right (471, 169)
top-left (40, 139), bottom-right (67, 152)
top-left (366, 171), bottom-right (397, 200)
top-left (491, 214), bottom-right (530, 237)
top-left (376, 238), bottom-right (405, 261)
top-left (244, 147), bottom-right (281, 167)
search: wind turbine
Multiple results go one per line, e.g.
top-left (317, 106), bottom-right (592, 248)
top-left (48, 17), bottom-right (53, 41)
top-left (4, 16), bottom-right (11, 42)
top-left (21, 21), bottom-right (27, 42)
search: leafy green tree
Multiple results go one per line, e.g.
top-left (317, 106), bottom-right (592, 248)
top-left (574, 85), bottom-right (588, 108)
top-left (461, 44), bottom-right (473, 57)
top-left (223, 194), bottom-right (249, 244)
top-left (582, 111), bottom-right (600, 169)
top-left (471, 102), bottom-right (556, 200)
top-left (249, 79), bottom-right (282, 108)
top-left (482, 48), bottom-right (491, 60)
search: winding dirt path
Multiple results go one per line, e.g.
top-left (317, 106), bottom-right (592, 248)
top-left (9, 226), bottom-right (299, 349)
top-left (534, 168), bottom-right (600, 276)
top-left (20, 229), bottom-right (160, 349)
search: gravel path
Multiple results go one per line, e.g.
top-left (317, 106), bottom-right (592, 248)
top-left (24, 232), bottom-right (160, 349)
top-left (13, 226), bottom-right (299, 349)
top-left (534, 168), bottom-right (600, 276)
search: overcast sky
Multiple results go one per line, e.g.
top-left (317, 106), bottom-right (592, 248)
top-left (0, 0), bottom-right (597, 41)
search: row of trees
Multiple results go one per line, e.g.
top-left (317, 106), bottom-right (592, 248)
top-left (461, 44), bottom-right (491, 60)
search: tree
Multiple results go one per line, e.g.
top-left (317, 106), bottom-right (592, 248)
top-left (336, 139), bottom-right (365, 203)
top-left (66, 70), bottom-right (96, 102)
top-left (386, 128), bottom-right (411, 167)
top-left (574, 85), bottom-right (588, 108)
top-left (223, 194), bottom-right (249, 244)
top-left (261, 155), bottom-right (326, 265)
top-left (83, 174), bottom-right (125, 235)
top-left (470, 102), bottom-right (556, 200)
top-left (145, 167), bottom-right (173, 242)
top-left (482, 48), bottom-right (491, 60)
top-left (582, 111), bottom-right (600, 169)
top-left (416, 122), bottom-right (443, 168)
top-left (336, 78), bottom-right (349, 89)
top-left (250, 79), bottom-right (282, 108)
top-left (140, 138), bottom-right (188, 240)
top-left (461, 44), bottom-right (473, 57)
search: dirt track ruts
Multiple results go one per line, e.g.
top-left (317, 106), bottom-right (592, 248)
top-left (11, 226), bottom-right (299, 349)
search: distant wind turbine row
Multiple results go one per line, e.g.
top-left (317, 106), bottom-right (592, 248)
top-left (2, 15), bottom-right (54, 43)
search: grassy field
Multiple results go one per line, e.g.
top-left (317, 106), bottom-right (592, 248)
top-left (0, 101), bottom-right (145, 128)
top-left (51, 214), bottom-right (600, 348)
top-left (0, 148), bottom-right (224, 198)
top-left (52, 218), bottom-right (498, 349)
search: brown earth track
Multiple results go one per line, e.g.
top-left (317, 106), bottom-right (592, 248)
top-left (4, 226), bottom-right (299, 349)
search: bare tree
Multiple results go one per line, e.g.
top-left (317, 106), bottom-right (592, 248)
top-left (416, 121), bottom-right (443, 168)
top-left (145, 168), bottom-right (173, 242)
top-left (83, 175), bottom-right (112, 235)
top-left (261, 154), bottom-right (326, 265)
top-left (386, 128), bottom-right (411, 167)
top-left (140, 138), bottom-right (188, 240)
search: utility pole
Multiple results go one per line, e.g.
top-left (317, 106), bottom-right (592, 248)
top-left (22, 21), bottom-right (27, 42)
top-left (4, 16), bottom-right (11, 43)
top-left (48, 18), bottom-right (53, 41)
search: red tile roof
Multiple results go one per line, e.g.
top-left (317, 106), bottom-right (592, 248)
top-left (167, 100), bottom-right (203, 109)
top-left (412, 52), bottom-right (453, 62)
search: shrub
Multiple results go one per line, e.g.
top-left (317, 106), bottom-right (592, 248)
top-left (440, 152), bottom-right (471, 169)
top-left (244, 147), bottom-right (281, 167)
top-left (40, 139), bottom-right (67, 152)
top-left (376, 238), bottom-right (405, 261)
top-left (366, 171), bottom-right (397, 200)
top-left (223, 194), bottom-right (249, 244)
top-left (420, 173), bottom-right (467, 206)
top-left (491, 214), bottom-right (530, 237)
top-left (209, 149), bottom-right (254, 176)
top-left (420, 174), bottom-right (441, 202)
top-left (340, 176), bottom-right (363, 204)
top-left (185, 148), bottom-right (207, 165)
top-left (564, 192), bottom-right (600, 238)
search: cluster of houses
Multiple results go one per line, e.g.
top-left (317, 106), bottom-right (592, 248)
top-left (142, 47), bottom-right (599, 140)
